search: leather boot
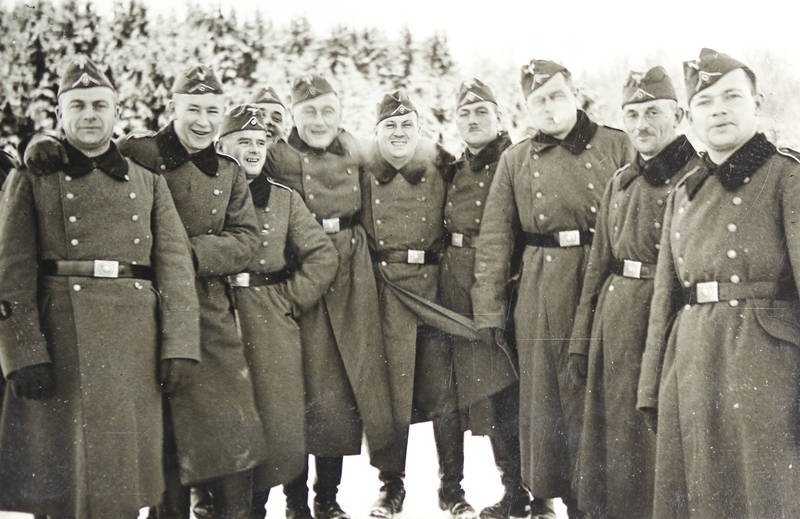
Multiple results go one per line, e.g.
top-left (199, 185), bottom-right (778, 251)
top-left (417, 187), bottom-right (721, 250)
top-left (191, 484), bottom-right (215, 519)
top-left (434, 411), bottom-right (475, 518)
top-left (313, 456), bottom-right (349, 519)
top-left (284, 460), bottom-right (312, 519)
top-left (369, 472), bottom-right (406, 518)
top-left (530, 497), bottom-right (556, 519)
top-left (250, 486), bottom-right (269, 519)
top-left (212, 470), bottom-right (252, 519)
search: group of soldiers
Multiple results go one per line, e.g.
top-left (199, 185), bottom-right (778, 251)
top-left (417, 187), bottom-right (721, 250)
top-left (0, 44), bottom-right (798, 519)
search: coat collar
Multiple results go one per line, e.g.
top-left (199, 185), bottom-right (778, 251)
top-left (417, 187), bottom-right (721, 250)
top-left (455, 132), bottom-right (512, 172)
top-left (249, 171), bottom-right (272, 208)
top-left (619, 135), bottom-right (696, 190)
top-left (154, 122), bottom-right (219, 176)
top-left (287, 127), bottom-right (346, 156)
top-left (530, 110), bottom-right (598, 155)
top-left (63, 140), bottom-right (129, 181)
top-left (684, 132), bottom-right (776, 200)
top-left (371, 150), bottom-right (428, 185)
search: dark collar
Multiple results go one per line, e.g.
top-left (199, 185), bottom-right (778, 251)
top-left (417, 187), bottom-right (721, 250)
top-left (684, 132), bottom-right (776, 200)
top-left (370, 145), bottom-right (429, 185)
top-left (456, 132), bottom-right (512, 172)
top-left (619, 135), bottom-right (696, 190)
top-left (154, 123), bottom-right (219, 176)
top-left (531, 110), bottom-right (598, 155)
top-left (249, 172), bottom-right (272, 208)
top-left (287, 127), bottom-right (346, 156)
top-left (63, 140), bottom-right (129, 181)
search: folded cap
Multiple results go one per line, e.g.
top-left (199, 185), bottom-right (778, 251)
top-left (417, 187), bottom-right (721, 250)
top-left (172, 65), bottom-right (224, 95)
top-left (219, 104), bottom-right (268, 138)
top-left (291, 74), bottom-right (336, 105)
top-left (622, 66), bottom-right (677, 106)
top-left (251, 86), bottom-right (284, 107)
top-left (684, 48), bottom-right (756, 102)
top-left (520, 59), bottom-right (570, 97)
top-left (58, 55), bottom-right (115, 97)
top-left (456, 78), bottom-right (498, 108)
top-left (376, 90), bottom-right (418, 123)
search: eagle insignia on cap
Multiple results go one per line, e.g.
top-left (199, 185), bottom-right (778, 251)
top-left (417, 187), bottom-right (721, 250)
top-left (533, 73), bottom-right (551, 85)
top-left (630, 88), bottom-right (654, 102)
top-left (189, 83), bottom-right (211, 94)
top-left (241, 116), bottom-right (260, 129)
top-left (393, 104), bottom-right (409, 115)
top-left (72, 72), bottom-right (98, 88)
top-left (465, 92), bottom-right (484, 103)
top-left (308, 86), bottom-right (318, 96)
top-left (696, 70), bottom-right (722, 89)
top-left (195, 68), bottom-right (206, 81)
top-left (246, 107), bottom-right (261, 115)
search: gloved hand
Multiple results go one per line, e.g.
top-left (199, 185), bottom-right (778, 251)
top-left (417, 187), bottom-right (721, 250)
top-left (640, 406), bottom-right (658, 434)
top-left (477, 327), bottom-right (504, 348)
top-left (23, 132), bottom-right (68, 174)
top-left (567, 353), bottom-right (588, 386)
top-left (8, 363), bottom-right (55, 400)
top-left (159, 358), bottom-right (197, 394)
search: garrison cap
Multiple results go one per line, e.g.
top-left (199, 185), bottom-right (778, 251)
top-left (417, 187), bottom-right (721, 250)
top-left (376, 90), bottom-right (418, 123)
top-left (622, 66), bottom-right (677, 106)
top-left (219, 104), bottom-right (268, 138)
top-left (684, 48), bottom-right (756, 102)
top-left (172, 65), bottom-right (224, 95)
top-left (456, 78), bottom-right (498, 108)
top-left (58, 55), bottom-right (115, 97)
top-left (251, 86), bottom-right (285, 108)
top-left (521, 59), bottom-right (571, 97)
top-left (291, 73), bottom-right (337, 106)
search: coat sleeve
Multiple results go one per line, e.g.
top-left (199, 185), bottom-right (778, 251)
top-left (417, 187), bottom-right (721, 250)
top-left (190, 167), bottom-right (259, 277)
top-left (0, 170), bottom-right (51, 375)
top-left (151, 174), bottom-right (201, 361)
top-left (637, 189), bottom-right (681, 411)
top-left (781, 159), bottom-right (800, 302)
top-left (282, 190), bottom-right (339, 313)
top-left (569, 180), bottom-right (615, 356)
top-left (471, 150), bottom-right (519, 330)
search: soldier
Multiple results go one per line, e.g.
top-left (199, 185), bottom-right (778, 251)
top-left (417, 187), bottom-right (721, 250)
top-left (472, 59), bottom-right (630, 518)
top-left (636, 48), bottom-right (800, 518)
top-left (362, 90), bottom-right (480, 519)
top-left (0, 56), bottom-right (199, 518)
top-left (265, 74), bottom-right (396, 519)
top-left (441, 78), bottom-right (527, 519)
top-left (24, 64), bottom-right (268, 519)
top-left (0, 146), bottom-right (17, 411)
top-left (251, 86), bottom-right (288, 142)
top-left (567, 67), bottom-right (696, 518)
top-left (216, 104), bottom-right (339, 517)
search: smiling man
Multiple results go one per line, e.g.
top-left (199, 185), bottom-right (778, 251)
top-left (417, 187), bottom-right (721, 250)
top-left (251, 86), bottom-right (288, 143)
top-left (567, 66), bottom-right (696, 519)
top-left (636, 48), bottom-right (800, 519)
top-left (472, 59), bottom-right (630, 518)
top-left (0, 55), bottom-right (199, 519)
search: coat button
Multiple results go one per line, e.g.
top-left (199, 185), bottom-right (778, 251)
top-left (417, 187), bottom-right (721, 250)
top-left (535, 191), bottom-right (543, 199)
top-left (421, 216), bottom-right (427, 222)
top-left (353, 185), bottom-right (358, 192)
top-left (683, 280), bottom-right (691, 288)
top-left (585, 162), bottom-right (592, 169)
top-left (538, 214), bottom-right (546, 221)
top-left (727, 223), bottom-right (737, 232)
top-left (743, 177), bottom-right (750, 184)
top-left (727, 249), bottom-right (737, 259)
top-left (484, 165), bottom-right (489, 170)
top-left (474, 218), bottom-right (481, 224)
top-left (134, 281), bottom-right (143, 290)
top-left (533, 171), bottom-right (541, 178)
top-left (654, 222), bottom-right (661, 229)
top-left (265, 207), bottom-right (270, 213)
top-left (479, 181), bottom-right (485, 187)
top-left (655, 243), bottom-right (660, 250)
top-left (160, 165), bottom-right (166, 171)
top-left (674, 231), bottom-right (681, 239)
top-left (347, 168), bottom-right (353, 175)
top-left (308, 194), bottom-right (315, 200)
top-left (306, 174), bottom-right (312, 180)
top-left (608, 284), bottom-right (615, 292)
top-left (66, 192), bottom-right (75, 200)
top-left (263, 223), bottom-right (270, 229)
top-left (262, 241), bottom-right (269, 247)
top-left (129, 192), bottom-right (137, 199)
top-left (376, 219), bottom-right (382, 225)
top-left (656, 199), bottom-right (664, 206)
top-left (533, 154), bottom-right (540, 160)
top-left (587, 182), bottom-right (594, 190)
top-left (72, 284), bottom-right (81, 291)
top-left (68, 215), bottom-right (77, 223)
top-left (132, 214), bottom-right (139, 222)
top-left (379, 240), bottom-right (385, 246)
top-left (545, 254), bottom-right (552, 262)
top-left (207, 229), bottom-right (213, 234)
top-left (211, 208), bottom-right (218, 215)
top-left (448, 201), bottom-right (453, 206)
top-left (729, 299), bottom-right (739, 307)
top-left (381, 261), bottom-right (388, 266)
top-left (70, 238), bottom-right (79, 246)
top-left (730, 274), bottom-right (741, 283)
top-left (259, 259), bottom-right (267, 265)
top-left (375, 180), bottom-right (380, 186)
top-left (303, 157), bottom-right (309, 164)
top-left (375, 199), bottom-right (380, 204)
top-left (677, 206), bottom-right (685, 214)
top-left (677, 256), bottom-right (684, 265)
top-left (475, 200), bottom-right (481, 206)
top-left (124, 174), bottom-right (130, 181)
top-left (732, 196), bottom-right (742, 205)
top-left (585, 143), bottom-right (592, 150)
top-left (64, 175), bottom-right (72, 182)
top-left (590, 206), bottom-right (597, 213)
top-left (421, 196), bottom-right (426, 202)
top-left (213, 189), bottom-right (222, 195)
top-left (421, 177), bottom-right (427, 183)
top-left (133, 238), bottom-right (141, 245)
top-left (684, 304), bottom-right (692, 310)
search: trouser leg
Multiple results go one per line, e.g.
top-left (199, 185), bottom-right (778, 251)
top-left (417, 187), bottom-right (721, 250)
top-left (313, 456), bottom-right (343, 502)
top-left (212, 469), bottom-right (253, 519)
top-left (433, 408), bottom-right (465, 503)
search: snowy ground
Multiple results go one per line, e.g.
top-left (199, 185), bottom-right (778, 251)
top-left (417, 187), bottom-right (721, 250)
top-left (0, 422), bottom-right (568, 518)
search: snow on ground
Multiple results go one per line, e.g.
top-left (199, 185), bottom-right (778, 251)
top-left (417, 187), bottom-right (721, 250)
top-left (0, 422), bottom-right (568, 518)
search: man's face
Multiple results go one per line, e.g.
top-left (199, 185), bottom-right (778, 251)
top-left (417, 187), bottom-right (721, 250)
top-left (58, 87), bottom-right (117, 155)
top-left (688, 69), bottom-right (760, 155)
top-left (218, 130), bottom-right (268, 180)
top-left (456, 101), bottom-right (499, 151)
top-left (172, 93), bottom-right (225, 154)
top-left (254, 102), bottom-right (287, 142)
top-left (622, 99), bottom-right (682, 158)
top-left (376, 112), bottom-right (420, 163)
top-left (525, 73), bottom-right (579, 139)
top-left (292, 93), bottom-right (342, 149)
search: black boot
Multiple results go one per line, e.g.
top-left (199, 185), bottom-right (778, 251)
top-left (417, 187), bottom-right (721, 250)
top-left (563, 496), bottom-right (584, 519)
top-left (284, 460), bottom-right (312, 519)
top-left (313, 456), bottom-right (349, 519)
top-left (369, 472), bottom-right (406, 518)
top-left (191, 484), bottom-right (215, 519)
top-left (212, 470), bottom-right (252, 519)
top-left (530, 497), bottom-right (556, 519)
top-left (434, 411), bottom-right (476, 518)
top-left (250, 486), bottom-right (269, 519)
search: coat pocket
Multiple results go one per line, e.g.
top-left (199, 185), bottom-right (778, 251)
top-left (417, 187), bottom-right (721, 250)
top-left (754, 299), bottom-right (800, 348)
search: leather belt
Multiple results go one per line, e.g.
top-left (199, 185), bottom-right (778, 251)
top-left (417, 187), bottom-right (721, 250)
top-left (227, 268), bottom-right (293, 288)
top-left (372, 249), bottom-right (440, 265)
top-left (524, 230), bottom-right (593, 248)
top-left (444, 232), bottom-right (474, 248)
top-left (681, 280), bottom-right (788, 305)
top-left (610, 258), bottom-right (656, 279)
top-left (39, 259), bottom-right (153, 280)
top-left (316, 212), bottom-right (361, 234)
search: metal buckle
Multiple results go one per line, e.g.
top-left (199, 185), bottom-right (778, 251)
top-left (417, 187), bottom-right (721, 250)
top-left (322, 217), bottom-right (341, 234)
top-left (451, 233), bottom-right (464, 248)
top-left (696, 281), bottom-right (720, 304)
top-left (622, 259), bottom-right (642, 279)
top-left (93, 260), bottom-right (119, 278)
top-left (407, 249), bottom-right (426, 264)
top-left (230, 272), bottom-right (251, 288)
top-left (558, 230), bottom-right (581, 247)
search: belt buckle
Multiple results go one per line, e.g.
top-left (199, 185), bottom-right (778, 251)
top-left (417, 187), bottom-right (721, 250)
top-left (558, 230), bottom-right (580, 247)
top-left (696, 281), bottom-right (720, 303)
top-left (231, 272), bottom-right (250, 287)
top-left (407, 249), bottom-right (426, 264)
top-left (622, 259), bottom-right (642, 279)
top-left (93, 260), bottom-right (119, 278)
top-left (451, 233), bottom-right (464, 248)
top-left (322, 217), bottom-right (341, 234)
